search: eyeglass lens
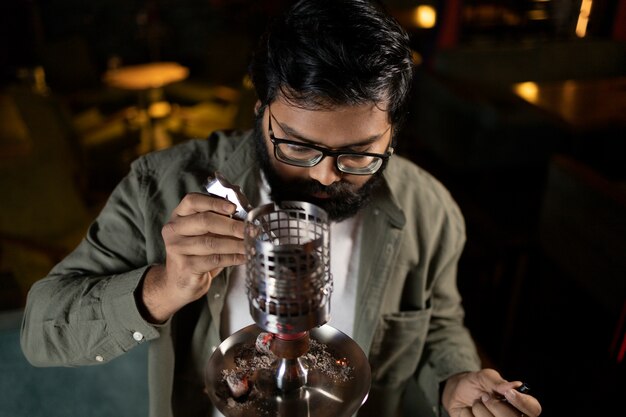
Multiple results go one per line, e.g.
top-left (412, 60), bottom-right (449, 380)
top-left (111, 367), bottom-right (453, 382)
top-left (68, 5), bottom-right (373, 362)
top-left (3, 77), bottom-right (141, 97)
top-left (275, 142), bottom-right (383, 174)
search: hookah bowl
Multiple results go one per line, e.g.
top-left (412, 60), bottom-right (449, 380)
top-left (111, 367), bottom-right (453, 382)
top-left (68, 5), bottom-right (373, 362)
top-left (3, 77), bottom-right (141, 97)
top-left (205, 201), bottom-right (371, 417)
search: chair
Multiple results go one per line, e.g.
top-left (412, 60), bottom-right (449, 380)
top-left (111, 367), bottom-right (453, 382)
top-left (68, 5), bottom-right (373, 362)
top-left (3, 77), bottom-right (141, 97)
top-left (539, 154), bottom-right (626, 315)
top-left (530, 154), bottom-right (626, 413)
top-left (485, 154), bottom-right (626, 415)
top-left (0, 86), bottom-right (139, 301)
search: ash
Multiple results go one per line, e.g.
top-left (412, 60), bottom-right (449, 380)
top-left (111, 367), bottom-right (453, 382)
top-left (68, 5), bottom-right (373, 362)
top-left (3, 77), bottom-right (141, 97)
top-left (218, 333), bottom-right (353, 409)
top-left (305, 339), bottom-right (353, 383)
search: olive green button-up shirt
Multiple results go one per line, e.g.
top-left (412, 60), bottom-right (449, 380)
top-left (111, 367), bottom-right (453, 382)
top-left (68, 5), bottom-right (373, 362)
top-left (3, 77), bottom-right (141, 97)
top-left (21, 130), bottom-right (480, 417)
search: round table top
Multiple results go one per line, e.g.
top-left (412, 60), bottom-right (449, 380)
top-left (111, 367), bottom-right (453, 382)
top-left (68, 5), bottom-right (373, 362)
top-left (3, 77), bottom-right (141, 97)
top-left (513, 76), bottom-right (626, 132)
top-left (103, 62), bottom-right (189, 90)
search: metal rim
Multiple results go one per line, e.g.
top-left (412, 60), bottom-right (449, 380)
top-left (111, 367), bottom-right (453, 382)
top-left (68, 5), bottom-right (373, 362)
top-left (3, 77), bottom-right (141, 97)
top-left (205, 324), bottom-right (371, 417)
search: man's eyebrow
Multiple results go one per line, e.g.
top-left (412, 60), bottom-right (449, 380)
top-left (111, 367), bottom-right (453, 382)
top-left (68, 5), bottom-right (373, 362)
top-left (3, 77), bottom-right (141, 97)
top-left (274, 117), bottom-right (391, 148)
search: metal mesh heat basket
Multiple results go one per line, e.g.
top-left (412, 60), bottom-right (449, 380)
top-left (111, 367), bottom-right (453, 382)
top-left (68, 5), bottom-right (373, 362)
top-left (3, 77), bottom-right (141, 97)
top-left (244, 201), bottom-right (331, 334)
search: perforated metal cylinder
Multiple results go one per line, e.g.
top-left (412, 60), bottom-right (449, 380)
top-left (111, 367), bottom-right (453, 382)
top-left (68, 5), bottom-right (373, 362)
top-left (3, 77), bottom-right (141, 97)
top-left (245, 201), bottom-right (331, 334)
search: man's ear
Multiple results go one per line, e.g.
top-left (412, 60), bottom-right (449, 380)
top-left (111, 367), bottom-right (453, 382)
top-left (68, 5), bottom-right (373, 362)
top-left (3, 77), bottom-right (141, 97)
top-left (254, 100), bottom-right (262, 115)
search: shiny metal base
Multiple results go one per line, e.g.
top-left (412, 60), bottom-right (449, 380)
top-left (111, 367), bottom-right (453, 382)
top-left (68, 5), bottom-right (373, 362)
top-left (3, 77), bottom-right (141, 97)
top-left (205, 324), bottom-right (371, 417)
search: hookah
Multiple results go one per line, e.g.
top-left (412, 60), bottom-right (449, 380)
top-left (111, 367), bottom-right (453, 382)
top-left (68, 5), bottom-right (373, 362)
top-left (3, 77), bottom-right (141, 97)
top-left (205, 173), bottom-right (371, 417)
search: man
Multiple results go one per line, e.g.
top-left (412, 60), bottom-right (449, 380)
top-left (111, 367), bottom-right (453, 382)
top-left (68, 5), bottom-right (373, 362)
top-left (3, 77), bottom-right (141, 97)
top-left (21, 1), bottom-right (542, 416)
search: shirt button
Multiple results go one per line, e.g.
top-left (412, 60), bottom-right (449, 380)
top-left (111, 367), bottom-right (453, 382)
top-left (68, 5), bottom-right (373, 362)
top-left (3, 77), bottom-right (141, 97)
top-left (211, 345), bottom-right (217, 352)
top-left (95, 355), bottom-right (104, 362)
top-left (132, 331), bottom-right (144, 342)
top-left (214, 293), bottom-right (221, 299)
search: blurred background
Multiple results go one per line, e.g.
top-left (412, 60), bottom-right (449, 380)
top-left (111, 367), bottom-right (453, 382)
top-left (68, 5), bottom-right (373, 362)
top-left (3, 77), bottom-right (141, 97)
top-left (1, 0), bottom-right (625, 416)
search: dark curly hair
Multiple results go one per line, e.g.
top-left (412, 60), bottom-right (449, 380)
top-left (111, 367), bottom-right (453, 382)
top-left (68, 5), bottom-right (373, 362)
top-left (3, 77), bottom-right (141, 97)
top-left (249, 0), bottom-right (415, 127)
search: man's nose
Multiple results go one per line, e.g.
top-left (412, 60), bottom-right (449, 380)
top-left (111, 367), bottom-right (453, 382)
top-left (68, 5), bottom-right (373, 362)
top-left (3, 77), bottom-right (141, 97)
top-left (308, 156), bottom-right (341, 186)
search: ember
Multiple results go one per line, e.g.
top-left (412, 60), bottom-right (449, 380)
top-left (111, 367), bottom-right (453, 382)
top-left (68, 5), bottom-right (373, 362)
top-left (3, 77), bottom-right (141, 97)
top-left (219, 333), bottom-right (354, 404)
top-left (305, 339), bottom-right (352, 383)
top-left (224, 370), bottom-right (250, 398)
top-left (255, 332), bottom-right (274, 356)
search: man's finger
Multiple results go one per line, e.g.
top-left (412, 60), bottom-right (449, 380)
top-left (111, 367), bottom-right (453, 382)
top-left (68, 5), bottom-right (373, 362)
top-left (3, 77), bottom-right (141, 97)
top-left (164, 212), bottom-right (245, 238)
top-left (174, 193), bottom-right (236, 217)
top-left (471, 398), bottom-right (496, 417)
top-left (187, 253), bottom-right (247, 272)
top-left (502, 389), bottom-right (542, 417)
top-left (477, 369), bottom-right (509, 389)
top-left (458, 407), bottom-right (476, 417)
top-left (481, 394), bottom-right (524, 417)
top-left (170, 234), bottom-right (246, 256)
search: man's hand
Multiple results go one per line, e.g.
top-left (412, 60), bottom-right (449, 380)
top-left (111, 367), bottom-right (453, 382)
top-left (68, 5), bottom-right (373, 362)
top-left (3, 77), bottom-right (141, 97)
top-left (140, 192), bottom-right (247, 323)
top-left (443, 369), bottom-right (542, 417)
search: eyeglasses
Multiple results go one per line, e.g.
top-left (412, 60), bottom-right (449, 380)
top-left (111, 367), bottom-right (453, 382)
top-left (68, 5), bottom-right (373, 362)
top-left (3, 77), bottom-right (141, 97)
top-left (267, 108), bottom-right (394, 175)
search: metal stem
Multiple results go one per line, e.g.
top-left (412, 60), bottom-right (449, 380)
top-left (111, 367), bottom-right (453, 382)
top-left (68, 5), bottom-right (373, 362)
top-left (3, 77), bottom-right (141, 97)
top-left (275, 357), bottom-right (308, 392)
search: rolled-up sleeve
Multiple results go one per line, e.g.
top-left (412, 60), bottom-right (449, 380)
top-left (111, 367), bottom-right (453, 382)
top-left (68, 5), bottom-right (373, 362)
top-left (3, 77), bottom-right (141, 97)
top-left (22, 267), bottom-right (162, 366)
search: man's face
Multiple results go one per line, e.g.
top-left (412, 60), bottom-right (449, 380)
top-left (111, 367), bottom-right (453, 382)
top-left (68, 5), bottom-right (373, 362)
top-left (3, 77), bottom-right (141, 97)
top-left (253, 98), bottom-right (393, 221)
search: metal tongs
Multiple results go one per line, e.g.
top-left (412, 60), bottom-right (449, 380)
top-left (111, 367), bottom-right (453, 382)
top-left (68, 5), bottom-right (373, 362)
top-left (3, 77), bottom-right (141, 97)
top-left (205, 172), bottom-right (276, 242)
top-left (205, 172), bottom-right (254, 221)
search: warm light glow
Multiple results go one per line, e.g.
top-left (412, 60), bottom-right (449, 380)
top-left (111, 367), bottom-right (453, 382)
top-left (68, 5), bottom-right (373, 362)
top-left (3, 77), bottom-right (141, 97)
top-left (527, 9), bottom-right (549, 20)
top-left (576, 16), bottom-right (589, 37)
top-left (242, 74), bottom-right (254, 90)
top-left (148, 101), bottom-right (172, 119)
top-left (412, 5), bottom-right (437, 29)
top-left (514, 82), bottom-right (539, 104)
top-left (576, 0), bottom-right (593, 37)
top-left (411, 50), bottom-right (423, 66)
top-left (103, 62), bottom-right (189, 90)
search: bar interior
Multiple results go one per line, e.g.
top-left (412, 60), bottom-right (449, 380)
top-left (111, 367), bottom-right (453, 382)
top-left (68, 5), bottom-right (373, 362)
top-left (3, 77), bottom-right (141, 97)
top-left (1, 0), bottom-right (625, 416)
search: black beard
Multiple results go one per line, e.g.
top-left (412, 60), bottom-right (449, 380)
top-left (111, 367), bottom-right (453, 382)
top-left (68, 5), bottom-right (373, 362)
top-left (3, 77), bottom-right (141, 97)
top-left (252, 113), bottom-right (386, 222)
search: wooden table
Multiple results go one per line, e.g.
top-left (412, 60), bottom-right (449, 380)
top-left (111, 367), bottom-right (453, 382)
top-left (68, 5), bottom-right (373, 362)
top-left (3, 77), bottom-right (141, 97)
top-left (103, 62), bottom-right (189, 91)
top-left (513, 77), bottom-right (626, 181)
top-left (512, 76), bottom-right (626, 132)
top-left (103, 62), bottom-right (189, 152)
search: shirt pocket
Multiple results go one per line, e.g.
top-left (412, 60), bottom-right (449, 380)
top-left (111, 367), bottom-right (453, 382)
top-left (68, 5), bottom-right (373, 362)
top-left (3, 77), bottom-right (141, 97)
top-left (368, 308), bottom-right (432, 387)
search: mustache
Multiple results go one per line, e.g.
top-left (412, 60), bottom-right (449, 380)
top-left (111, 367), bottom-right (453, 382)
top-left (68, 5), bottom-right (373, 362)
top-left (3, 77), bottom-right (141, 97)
top-left (279, 177), bottom-right (365, 206)
top-left (293, 179), bottom-right (358, 196)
